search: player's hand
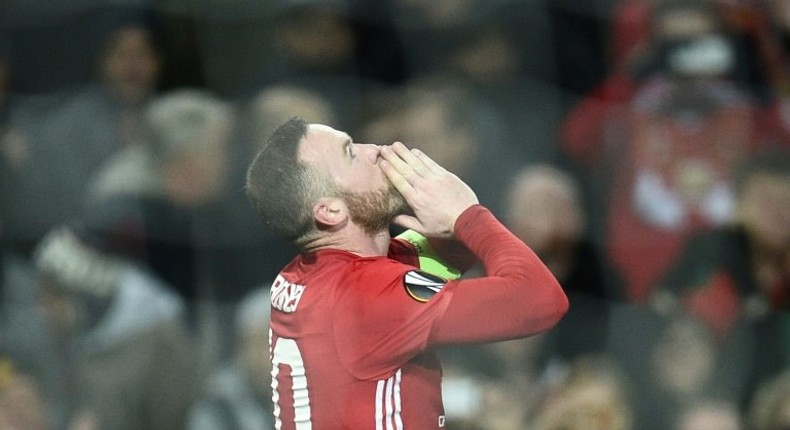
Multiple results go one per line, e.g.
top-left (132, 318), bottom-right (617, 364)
top-left (380, 142), bottom-right (478, 238)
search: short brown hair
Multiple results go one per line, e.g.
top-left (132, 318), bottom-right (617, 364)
top-left (245, 117), bottom-right (330, 246)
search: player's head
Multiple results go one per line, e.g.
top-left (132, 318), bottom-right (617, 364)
top-left (246, 117), bottom-right (406, 247)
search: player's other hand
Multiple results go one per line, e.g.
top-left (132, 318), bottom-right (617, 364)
top-left (380, 142), bottom-right (478, 238)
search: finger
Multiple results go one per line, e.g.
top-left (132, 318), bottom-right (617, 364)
top-left (380, 145), bottom-right (419, 183)
top-left (410, 148), bottom-right (446, 174)
top-left (380, 158), bottom-right (417, 200)
top-left (390, 142), bottom-right (432, 177)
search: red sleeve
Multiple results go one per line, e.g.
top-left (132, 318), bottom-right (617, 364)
top-left (429, 205), bottom-right (569, 345)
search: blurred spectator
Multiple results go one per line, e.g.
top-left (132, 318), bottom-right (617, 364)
top-left (475, 379), bottom-right (536, 430)
top-left (31, 225), bottom-right (197, 430)
top-left (84, 87), bottom-right (293, 370)
top-left (651, 147), bottom-right (790, 412)
top-left (565, 0), bottom-right (768, 161)
top-left (761, 0), bottom-right (790, 94)
top-left (249, 0), bottom-right (396, 129)
top-left (441, 368), bottom-right (533, 430)
top-left (615, 315), bottom-right (724, 430)
top-left (258, 0), bottom-right (406, 85)
top-left (651, 318), bottom-right (720, 405)
top-left (749, 369), bottom-right (790, 430)
top-left (503, 164), bottom-right (622, 363)
top-left (246, 85), bottom-right (337, 151)
top-left (1, 6), bottom-right (164, 255)
top-left (609, 0), bottom-right (661, 68)
top-left (387, 0), bottom-right (486, 77)
top-left (560, 0), bottom-right (775, 303)
top-left (673, 399), bottom-right (743, 430)
top-left (268, 0), bottom-right (356, 76)
top-left (190, 0), bottom-right (406, 99)
top-left (389, 0), bottom-right (556, 81)
top-left (609, 0), bottom-right (770, 97)
top-left (0, 351), bottom-right (52, 430)
top-left (438, 335), bottom-right (540, 429)
top-left (187, 287), bottom-right (272, 430)
top-left (85, 88), bottom-right (234, 327)
top-left (0, 234), bottom-right (49, 422)
top-left (387, 0), bottom-right (563, 165)
top-left (431, 2), bottom-right (566, 165)
top-left (528, 354), bottom-right (633, 430)
top-left (544, 0), bottom-right (609, 96)
top-left (91, 8), bottom-right (164, 108)
top-left (440, 2), bottom-right (556, 83)
top-left (752, 0), bottom-right (790, 147)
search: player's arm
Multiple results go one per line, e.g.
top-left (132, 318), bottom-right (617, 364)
top-left (429, 204), bottom-right (567, 344)
top-left (380, 142), bottom-right (568, 343)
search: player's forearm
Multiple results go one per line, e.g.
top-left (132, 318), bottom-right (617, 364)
top-left (430, 205), bottom-right (568, 344)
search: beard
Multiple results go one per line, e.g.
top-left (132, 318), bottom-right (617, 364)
top-left (338, 182), bottom-right (408, 235)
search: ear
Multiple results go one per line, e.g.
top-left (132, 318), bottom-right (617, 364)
top-left (313, 197), bottom-right (348, 230)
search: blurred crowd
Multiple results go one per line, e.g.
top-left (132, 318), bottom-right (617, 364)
top-left (1, 0), bottom-right (790, 429)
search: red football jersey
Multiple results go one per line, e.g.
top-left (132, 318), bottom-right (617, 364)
top-left (268, 205), bottom-right (567, 429)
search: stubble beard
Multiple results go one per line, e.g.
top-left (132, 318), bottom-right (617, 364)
top-left (339, 182), bottom-right (408, 235)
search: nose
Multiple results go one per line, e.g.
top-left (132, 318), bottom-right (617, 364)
top-left (357, 143), bottom-right (382, 164)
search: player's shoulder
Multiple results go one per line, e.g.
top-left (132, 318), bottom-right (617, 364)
top-left (298, 248), bottom-right (449, 304)
top-left (351, 254), bottom-right (413, 278)
top-left (388, 236), bottom-right (420, 266)
top-left (348, 256), bottom-right (450, 304)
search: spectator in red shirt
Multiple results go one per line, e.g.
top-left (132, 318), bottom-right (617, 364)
top-left (651, 147), bottom-right (790, 413)
top-left (560, 0), bottom-right (774, 302)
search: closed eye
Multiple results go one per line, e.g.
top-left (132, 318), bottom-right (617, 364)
top-left (344, 140), bottom-right (356, 159)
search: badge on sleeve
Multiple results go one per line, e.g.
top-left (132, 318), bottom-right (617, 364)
top-left (403, 270), bottom-right (447, 303)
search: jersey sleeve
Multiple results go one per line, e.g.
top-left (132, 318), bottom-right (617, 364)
top-left (332, 258), bottom-right (454, 381)
top-left (428, 205), bottom-right (569, 345)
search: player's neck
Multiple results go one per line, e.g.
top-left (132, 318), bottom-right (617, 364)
top-left (303, 225), bottom-right (391, 257)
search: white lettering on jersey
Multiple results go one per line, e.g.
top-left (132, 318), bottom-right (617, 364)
top-left (271, 274), bottom-right (306, 313)
top-left (271, 335), bottom-right (313, 429)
